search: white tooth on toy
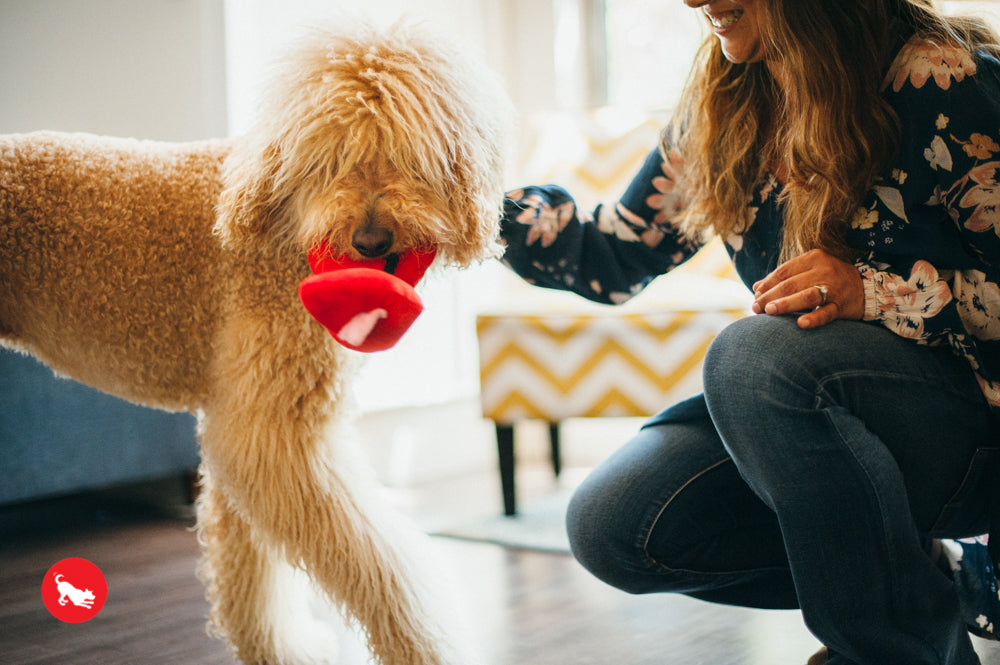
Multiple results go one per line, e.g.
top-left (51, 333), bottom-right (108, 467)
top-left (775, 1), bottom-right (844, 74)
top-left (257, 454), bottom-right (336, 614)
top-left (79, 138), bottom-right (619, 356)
top-left (338, 309), bottom-right (388, 346)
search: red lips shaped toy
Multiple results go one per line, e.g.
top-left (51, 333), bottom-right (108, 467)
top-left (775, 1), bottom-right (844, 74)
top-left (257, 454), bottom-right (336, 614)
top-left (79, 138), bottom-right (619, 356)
top-left (298, 243), bottom-right (437, 352)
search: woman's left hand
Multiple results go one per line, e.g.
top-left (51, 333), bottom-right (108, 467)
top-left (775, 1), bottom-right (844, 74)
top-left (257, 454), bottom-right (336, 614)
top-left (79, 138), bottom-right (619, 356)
top-left (751, 249), bottom-right (865, 329)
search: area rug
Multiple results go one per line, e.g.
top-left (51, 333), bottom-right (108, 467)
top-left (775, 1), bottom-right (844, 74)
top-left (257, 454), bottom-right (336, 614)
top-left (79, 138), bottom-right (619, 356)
top-left (433, 489), bottom-right (573, 554)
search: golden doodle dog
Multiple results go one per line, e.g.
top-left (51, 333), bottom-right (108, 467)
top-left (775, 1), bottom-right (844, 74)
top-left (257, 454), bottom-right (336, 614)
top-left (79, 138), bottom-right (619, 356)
top-left (0, 22), bottom-right (508, 665)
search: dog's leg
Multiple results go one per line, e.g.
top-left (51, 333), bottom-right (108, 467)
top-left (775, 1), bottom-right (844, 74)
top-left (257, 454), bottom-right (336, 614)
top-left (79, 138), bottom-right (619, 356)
top-left (198, 467), bottom-right (354, 665)
top-left (196, 469), bottom-right (279, 665)
top-left (200, 319), bottom-right (473, 665)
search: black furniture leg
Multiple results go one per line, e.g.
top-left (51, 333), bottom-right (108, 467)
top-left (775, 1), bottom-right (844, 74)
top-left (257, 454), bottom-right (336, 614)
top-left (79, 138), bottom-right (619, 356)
top-left (496, 423), bottom-right (517, 516)
top-left (549, 422), bottom-right (561, 478)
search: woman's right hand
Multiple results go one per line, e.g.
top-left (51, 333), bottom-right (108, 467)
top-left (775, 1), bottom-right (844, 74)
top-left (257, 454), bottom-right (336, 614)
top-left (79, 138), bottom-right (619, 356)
top-left (751, 249), bottom-right (866, 329)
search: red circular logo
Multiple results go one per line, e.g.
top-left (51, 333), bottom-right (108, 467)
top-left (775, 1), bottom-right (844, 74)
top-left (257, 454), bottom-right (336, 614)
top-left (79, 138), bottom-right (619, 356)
top-left (41, 558), bottom-right (107, 623)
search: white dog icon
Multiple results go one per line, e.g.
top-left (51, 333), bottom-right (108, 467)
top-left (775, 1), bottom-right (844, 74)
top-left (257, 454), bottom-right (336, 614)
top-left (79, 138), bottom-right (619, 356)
top-left (54, 573), bottom-right (97, 610)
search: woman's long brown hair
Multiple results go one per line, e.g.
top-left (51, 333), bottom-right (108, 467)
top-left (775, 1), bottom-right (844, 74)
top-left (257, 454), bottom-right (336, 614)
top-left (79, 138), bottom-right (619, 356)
top-left (668, 0), bottom-right (1000, 262)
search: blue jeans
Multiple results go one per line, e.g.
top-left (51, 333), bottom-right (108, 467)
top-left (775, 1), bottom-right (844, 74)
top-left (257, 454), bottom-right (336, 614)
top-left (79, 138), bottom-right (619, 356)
top-left (566, 316), bottom-right (999, 665)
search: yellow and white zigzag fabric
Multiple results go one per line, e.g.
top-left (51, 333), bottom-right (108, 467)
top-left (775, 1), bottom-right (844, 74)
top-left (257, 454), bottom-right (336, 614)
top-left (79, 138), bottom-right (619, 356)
top-left (478, 309), bottom-right (746, 423)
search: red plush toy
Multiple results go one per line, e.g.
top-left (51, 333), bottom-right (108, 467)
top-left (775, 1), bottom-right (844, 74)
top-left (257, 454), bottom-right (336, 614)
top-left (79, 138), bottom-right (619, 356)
top-left (299, 243), bottom-right (437, 352)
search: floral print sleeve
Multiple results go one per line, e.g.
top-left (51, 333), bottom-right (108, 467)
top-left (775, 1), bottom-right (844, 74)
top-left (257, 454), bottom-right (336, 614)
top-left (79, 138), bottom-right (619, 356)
top-left (500, 147), bottom-right (701, 305)
top-left (848, 38), bottom-right (1000, 407)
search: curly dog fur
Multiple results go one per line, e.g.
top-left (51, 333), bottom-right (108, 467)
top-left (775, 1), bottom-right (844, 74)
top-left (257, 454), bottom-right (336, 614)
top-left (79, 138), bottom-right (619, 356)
top-left (0, 22), bottom-right (508, 665)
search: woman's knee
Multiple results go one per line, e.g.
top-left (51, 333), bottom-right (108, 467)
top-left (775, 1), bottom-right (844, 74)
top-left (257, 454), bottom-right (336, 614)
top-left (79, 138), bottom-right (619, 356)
top-left (565, 475), bottom-right (640, 590)
top-left (701, 315), bottom-right (828, 469)
top-left (704, 315), bottom-right (913, 398)
top-left (568, 468), bottom-right (754, 597)
top-left (567, 464), bottom-right (686, 595)
top-left (566, 408), bottom-right (749, 596)
top-left (703, 315), bottom-right (800, 393)
top-left (701, 315), bottom-right (852, 430)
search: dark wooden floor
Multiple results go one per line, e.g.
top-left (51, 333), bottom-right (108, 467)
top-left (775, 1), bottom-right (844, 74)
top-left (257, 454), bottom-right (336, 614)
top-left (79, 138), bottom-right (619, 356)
top-left (2, 476), bottom-right (999, 665)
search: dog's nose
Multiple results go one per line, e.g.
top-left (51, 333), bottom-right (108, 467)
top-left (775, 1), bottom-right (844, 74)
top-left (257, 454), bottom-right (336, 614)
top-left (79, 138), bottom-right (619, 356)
top-left (351, 226), bottom-right (394, 259)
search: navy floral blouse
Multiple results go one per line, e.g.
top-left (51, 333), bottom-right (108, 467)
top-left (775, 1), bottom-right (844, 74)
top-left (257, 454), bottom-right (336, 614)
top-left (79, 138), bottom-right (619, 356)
top-left (499, 35), bottom-right (1000, 619)
top-left (501, 36), bottom-right (1000, 411)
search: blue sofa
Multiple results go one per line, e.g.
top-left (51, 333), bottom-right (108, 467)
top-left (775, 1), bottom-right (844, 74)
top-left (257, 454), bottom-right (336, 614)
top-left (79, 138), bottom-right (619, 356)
top-left (0, 348), bottom-right (199, 505)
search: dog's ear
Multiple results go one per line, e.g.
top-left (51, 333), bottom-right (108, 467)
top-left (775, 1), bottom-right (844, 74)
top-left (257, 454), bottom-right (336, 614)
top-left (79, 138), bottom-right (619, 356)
top-left (441, 121), bottom-right (507, 266)
top-left (214, 137), bottom-right (287, 250)
top-left (450, 168), bottom-right (505, 266)
top-left (424, 42), bottom-right (510, 267)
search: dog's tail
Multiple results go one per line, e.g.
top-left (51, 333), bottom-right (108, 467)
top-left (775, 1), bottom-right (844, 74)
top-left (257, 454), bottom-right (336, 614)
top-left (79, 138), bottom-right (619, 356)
top-left (54, 573), bottom-right (64, 584)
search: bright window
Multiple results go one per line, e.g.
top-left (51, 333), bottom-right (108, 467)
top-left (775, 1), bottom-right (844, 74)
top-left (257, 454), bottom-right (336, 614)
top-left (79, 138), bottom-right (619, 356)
top-left (603, 0), bottom-right (705, 110)
top-left (940, 1), bottom-right (1000, 29)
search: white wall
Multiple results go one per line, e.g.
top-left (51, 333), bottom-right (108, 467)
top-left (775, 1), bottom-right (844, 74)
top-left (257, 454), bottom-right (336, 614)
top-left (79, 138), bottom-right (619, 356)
top-left (0, 0), bottom-right (226, 140)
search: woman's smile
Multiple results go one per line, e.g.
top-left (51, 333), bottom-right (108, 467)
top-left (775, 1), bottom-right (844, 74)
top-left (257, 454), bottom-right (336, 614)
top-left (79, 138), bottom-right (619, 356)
top-left (691, 1), bottom-right (765, 65)
top-left (706, 7), bottom-right (745, 31)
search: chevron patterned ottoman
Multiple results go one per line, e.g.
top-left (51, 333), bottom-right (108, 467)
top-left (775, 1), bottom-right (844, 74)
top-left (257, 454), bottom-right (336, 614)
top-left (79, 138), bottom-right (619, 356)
top-left (477, 306), bottom-right (746, 515)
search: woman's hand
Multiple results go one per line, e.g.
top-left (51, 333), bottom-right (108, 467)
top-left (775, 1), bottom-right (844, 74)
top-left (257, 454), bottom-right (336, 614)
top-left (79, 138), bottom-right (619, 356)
top-left (751, 249), bottom-right (865, 329)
